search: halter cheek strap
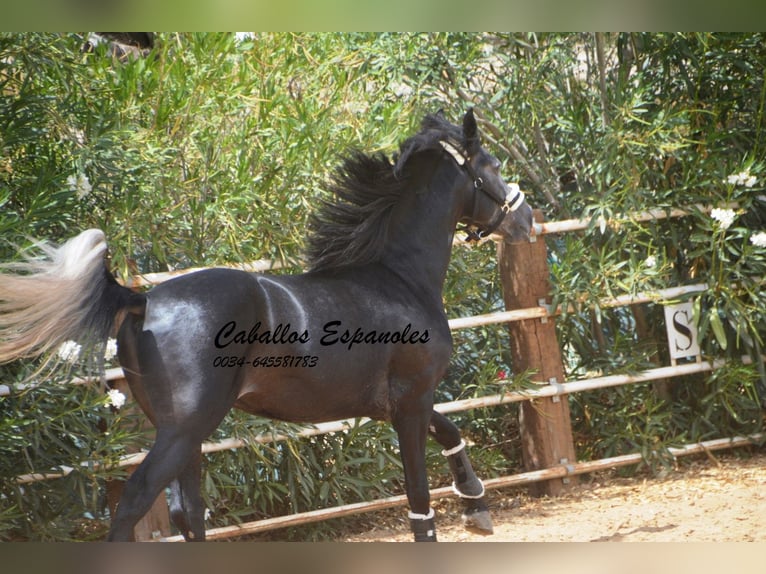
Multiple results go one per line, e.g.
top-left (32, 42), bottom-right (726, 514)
top-left (439, 140), bottom-right (525, 241)
top-left (439, 140), bottom-right (466, 166)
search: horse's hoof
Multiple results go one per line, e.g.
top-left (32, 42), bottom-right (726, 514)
top-left (461, 509), bottom-right (494, 535)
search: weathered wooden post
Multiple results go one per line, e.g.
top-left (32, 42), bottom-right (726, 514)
top-left (497, 209), bottom-right (577, 497)
top-left (106, 377), bottom-right (172, 541)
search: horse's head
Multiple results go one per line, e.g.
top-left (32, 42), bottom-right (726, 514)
top-left (441, 109), bottom-right (534, 244)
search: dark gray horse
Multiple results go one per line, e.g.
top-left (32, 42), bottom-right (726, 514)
top-left (0, 109), bottom-right (532, 541)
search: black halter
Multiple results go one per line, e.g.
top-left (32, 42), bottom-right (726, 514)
top-left (439, 140), bottom-right (525, 241)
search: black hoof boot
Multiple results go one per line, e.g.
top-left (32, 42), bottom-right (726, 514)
top-left (443, 440), bottom-right (494, 535)
top-left (409, 510), bottom-right (437, 542)
top-left (444, 441), bottom-right (484, 496)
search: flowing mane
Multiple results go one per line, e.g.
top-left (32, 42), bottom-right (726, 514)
top-left (306, 112), bottom-right (465, 272)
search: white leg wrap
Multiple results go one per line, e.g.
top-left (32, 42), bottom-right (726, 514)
top-left (452, 479), bottom-right (485, 499)
top-left (407, 508), bottom-right (435, 521)
top-left (441, 439), bottom-right (466, 457)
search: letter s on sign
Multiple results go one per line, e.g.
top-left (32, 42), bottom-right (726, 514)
top-left (672, 310), bottom-right (694, 352)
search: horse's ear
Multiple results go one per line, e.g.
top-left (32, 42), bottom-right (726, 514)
top-left (462, 108), bottom-right (479, 152)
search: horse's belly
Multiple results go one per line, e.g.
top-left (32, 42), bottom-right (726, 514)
top-left (233, 372), bottom-right (390, 423)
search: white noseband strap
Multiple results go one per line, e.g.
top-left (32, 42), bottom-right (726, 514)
top-left (503, 182), bottom-right (525, 213)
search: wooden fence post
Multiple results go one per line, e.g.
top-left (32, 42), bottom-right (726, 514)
top-left (106, 377), bottom-right (172, 541)
top-left (497, 209), bottom-right (577, 497)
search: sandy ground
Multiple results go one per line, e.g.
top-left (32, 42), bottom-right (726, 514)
top-left (344, 451), bottom-right (766, 542)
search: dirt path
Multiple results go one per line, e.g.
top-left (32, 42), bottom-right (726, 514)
top-left (344, 451), bottom-right (766, 542)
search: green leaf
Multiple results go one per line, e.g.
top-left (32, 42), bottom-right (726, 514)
top-left (709, 311), bottom-right (728, 351)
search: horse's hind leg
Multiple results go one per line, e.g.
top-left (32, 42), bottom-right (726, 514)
top-left (107, 429), bottom-right (201, 541)
top-left (428, 410), bottom-right (493, 535)
top-left (168, 449), bottom-right (205, 541)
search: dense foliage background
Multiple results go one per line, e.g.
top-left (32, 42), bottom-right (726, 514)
top-left (1, 32), bottom-right (764, 540)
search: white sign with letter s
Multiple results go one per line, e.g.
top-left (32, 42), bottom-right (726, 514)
top-left (663, 301), bottom-right (701, 362)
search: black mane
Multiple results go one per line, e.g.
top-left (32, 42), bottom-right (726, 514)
top-left (305, 112), bottom-right (465, 272)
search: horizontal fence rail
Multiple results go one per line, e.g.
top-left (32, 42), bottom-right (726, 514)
top-left (531, 202), bottom-right (737, 236)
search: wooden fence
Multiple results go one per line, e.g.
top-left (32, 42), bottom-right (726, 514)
top-left (6, 204), bottom-right (763, 541)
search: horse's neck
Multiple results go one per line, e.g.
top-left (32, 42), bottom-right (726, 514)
top-left (380, 169), bottom-right (461, 303)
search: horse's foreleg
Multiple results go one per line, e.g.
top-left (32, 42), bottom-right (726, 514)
top-left (107, 429), bottom-right (201, 541)
top-left (393, 409), bottom-right (436, 542)
top-left (428, 410), bottom-right (493, 535)
top-left (168, 449), bottom-right (205, 541)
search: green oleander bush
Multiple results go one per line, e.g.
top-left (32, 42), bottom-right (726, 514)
top-left (1, 32), bottom-right (764, 540)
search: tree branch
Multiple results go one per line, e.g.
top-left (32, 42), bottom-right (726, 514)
top-left (595, 32), bottom-right (610, 128)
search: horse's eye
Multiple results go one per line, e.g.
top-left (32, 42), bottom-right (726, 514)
top-left (488, 158), bottom-right (501, 172)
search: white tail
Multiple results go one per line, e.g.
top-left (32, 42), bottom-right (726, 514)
top-left (0, 229), bottom-right (137, 365)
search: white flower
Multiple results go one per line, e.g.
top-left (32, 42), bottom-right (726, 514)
top-left (710, 207), bottom-right (736, 230)
top-left (104, 338), bottom-right (118, 361)
top-left (67, 173), bottom-right (92, 199)
top-left (204, 508), bottom-right (212, 521)
top-left (726, 170), bottom-right (758, 188)
top-left (644, 255), bottom-right (656, 268)
top-left (76, 174), bottom-right (92, 199)
top-left (106, 389), bottom-right (126, 410)
top-left (751, 231), bottom-right (766, 248)
top-left (57, 340), bottom-right (81, 363)
top-left (234, 32), bottom-right (254, 43)
top-left (597, 215), bottom-right (607, 234)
